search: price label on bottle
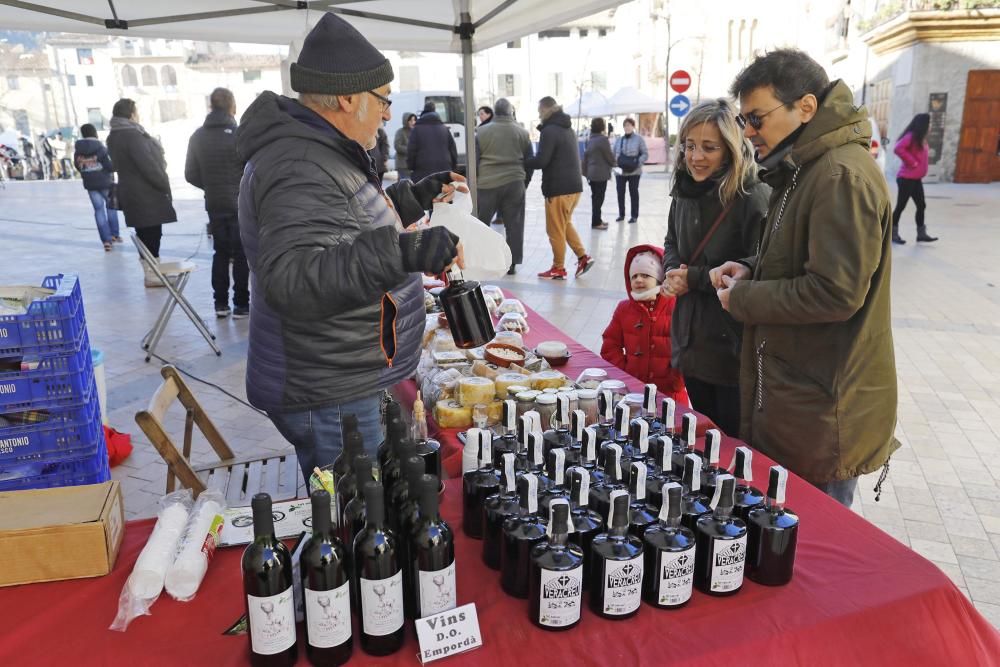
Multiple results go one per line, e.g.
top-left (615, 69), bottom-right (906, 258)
top-left (415, 602), bottom-right (483, 664)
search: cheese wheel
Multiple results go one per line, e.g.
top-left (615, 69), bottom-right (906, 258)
top-left (495, 373), bottom-right (527, 399)
top-left (457, 376), bottom-right (496, 407)
top-left (434, 400), bottom-right (473, 429)
top-left (472, 360), bottom-right (502, 381)
top-left (530, 370), bottom-right (566, 391)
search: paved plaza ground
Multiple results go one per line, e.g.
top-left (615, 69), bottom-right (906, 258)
top-left (1, 168), bottom-right (998, 628)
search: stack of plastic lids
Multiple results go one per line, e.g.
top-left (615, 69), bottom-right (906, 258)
top-left (0, 274), bottom-right (110, 491)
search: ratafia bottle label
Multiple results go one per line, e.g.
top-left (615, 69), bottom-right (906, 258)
top-left (602, 555), bottom-right (643, 615)
top-left (538, 565), bottom-right (583, 627)
top-left (247, 589), bottom-right (296, 655)
top-left (711, 536), bottom-right (747, 592)
top-left (656, 550), bottom-right (694, 605)
top-left (419, 560), bottom-right (457, 617)
top-left (360, 570), bottom-right (405, 636)
top-left (304, 582), bottom-right (351, 648)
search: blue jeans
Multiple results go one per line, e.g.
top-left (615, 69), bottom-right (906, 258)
top-left (88, 188), bottom-right (120, 244)
top-left (815, 477), bottom-right (858, 508)
top-left (268, 392), bottom-right (384, 483)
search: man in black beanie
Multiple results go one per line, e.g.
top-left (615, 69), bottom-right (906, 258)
top-left (236, 12), bottom-right (465, 480)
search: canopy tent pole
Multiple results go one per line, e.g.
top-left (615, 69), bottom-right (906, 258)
top-left (458, 5), bottom-right (477, 216)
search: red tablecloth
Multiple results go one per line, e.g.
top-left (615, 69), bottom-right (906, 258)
top-left (2, 468), bottom-right (998, 666)
top-left (393, 300), bottom-right (715, 480)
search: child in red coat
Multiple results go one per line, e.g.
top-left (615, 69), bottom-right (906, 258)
top-left (601, 244), bottom-right (687, 404)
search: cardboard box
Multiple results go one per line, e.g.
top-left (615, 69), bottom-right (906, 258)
top-left (0, 481), bottom-right (124, 587)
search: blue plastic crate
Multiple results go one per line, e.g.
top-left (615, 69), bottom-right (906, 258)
top-left (0, 331), bottom-right (94, 411)
top-left (0, 439), bottom-right (109, 491)
top-left (0, 395), bottom-right (104, 462)
top-left (0, 274), bottom-right (86, 359)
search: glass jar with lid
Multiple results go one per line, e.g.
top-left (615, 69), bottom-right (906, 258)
top-left (576, 388), bottom-right (599, 426)
top-left (622, 393), bottom-right (645, 419)
top-left (506, 385), bottom-right (530, 401)
top-left (556, 389), bottom-right (579, 416)
top-left (597, 379), bottom-right (627, 405)
top-left (534, 393), bottom-right (557, 431)
top-left (515, 390), bottom-right (541, 419)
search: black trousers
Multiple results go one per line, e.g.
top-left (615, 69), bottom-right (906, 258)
top-left (210, 213), bottom-right (249, 308)
top-left (616, 174), bottom-right (640, 219)
top-left (589, 180), bottom-right (609, 226)
top-left (476, 180), bottom-right (525, 264)
top-left (893, 177), bottom-right (925, 228)
top-left (134, 225), bottom-right (162, 257)
top-left (683, 374), bottom-right (741, 437)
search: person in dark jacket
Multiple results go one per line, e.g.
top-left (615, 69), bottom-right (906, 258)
top-left (73, 123), bottom-right (121, 251)
top-left (613, 118), bottom-right (649, 223)
top-left (525, 96), bottom-right (593, 280)
top-left (394, 113), bottom-right (416, 180)
top-left (477, 106), bottom-right (494, 126)
top-left (185, 87), bottom-right (249, 319)
top-left (369, 124), bottom-right (390, 182)
top-left (106, 97), bottom-right (178, 287)
top-left (582, 116), bottom-right (615, 230)
top-left (407, 102), bottom-right (457, 181)
top-left (237, 13), bottom-right (464, 480)
top-left (662, 98), bottom-right (769, 437)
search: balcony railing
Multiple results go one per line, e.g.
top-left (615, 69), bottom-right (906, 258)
top-left (859, 0), bottom-right (1000, 32)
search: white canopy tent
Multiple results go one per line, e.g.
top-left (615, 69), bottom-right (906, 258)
top-left (596, 86), bottom-right (663, 116)
top-left (0, 0), bottom-right (626, 201)
top-left (566, 90), bottom-right (610, 120)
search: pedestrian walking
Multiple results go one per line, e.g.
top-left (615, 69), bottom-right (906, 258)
top-left (370, 124), bottom-right (390, 183)
top-left (394, 112), bottom-right (416, 180)
top-left (73, 123), bottom-right (121, 251)
top-left (582, 117), bottom-right (615, 230)
top-left (477, 106), bottom-right (494, 126)
top-left (525, 96), bottom-right (593, 280)
top-left (892, 113), bottom-right (937, 244)
top-left (107, 97), bottom-right (178, 287)
top-left (185, 87), bottom-right (250, 319)
top-left (613, 118), bottom-right (648, 223)
top-left (407, 102), bottom-right (458, 182)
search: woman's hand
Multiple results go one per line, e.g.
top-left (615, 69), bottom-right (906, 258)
top-left (664, 265), bottom-right (689, 297)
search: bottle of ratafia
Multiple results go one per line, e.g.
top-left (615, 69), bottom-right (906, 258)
top-left (492, 400), bottom-right (520, 467)
top-left (627, 418), bottom-right (652, 472)
top-left (699, 429), bottom-right (730, 498)
top-left (694, 474), bottom-right (748, 596)
top-left (542, 393), bottom-right (574, 462)
top-left (589, 441), bottom-right (626, 522)
top-left (641, 384), bottom-right (662, 433)
top-left (680, 453), bottom-right (712, 531)
top-left (566, 466), bottom-right (602, 591)
top-left (730, 446), bottom-right (765, 521)
top-left (501, 473), bottom-right (548, 599)
top-left (642, 482), bottom-right (695, 609)
top-left (747, 465), bottom-right (799, 586)
top-left (462, 430), bottom-right (500, 539)
top-left (580, 426), bottom-right (603, 486)
top-left (529, 499), bottom-right (585, 631)
top-left (539, 446), bottom-right (570, 515)
top-left (671, 412), bottom-right (699, 477)
top-left (626, 461), bottom-right (657, 539)
top-left (589, 490), bottom-right (644, 620)
top-left (482, 452), bottom-right (521, 571)
top-left (563, 409), bottom-right (586, 466)
top-left (646, 433), bottom-right (682, 509)
top-left (599, 403), bottom-right (633, 475)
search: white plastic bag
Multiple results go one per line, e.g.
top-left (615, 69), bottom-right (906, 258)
top-left (430, 188), bottom-right (512, 280)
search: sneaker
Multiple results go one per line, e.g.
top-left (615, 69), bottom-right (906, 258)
top-left (232, 306), bottom-right (250, 319)
top-left (575, 254), bottom-right (595, 278)
top-left (215, 305), bottom-right (231, 318)
top-left (538, 267), bottom-right (568, 280)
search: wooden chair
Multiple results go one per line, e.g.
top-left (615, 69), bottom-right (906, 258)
top-left (134, 365), bottom-right (303, 506)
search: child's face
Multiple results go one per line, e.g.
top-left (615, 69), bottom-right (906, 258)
top-left (631, 273), bottom-right (658, 293)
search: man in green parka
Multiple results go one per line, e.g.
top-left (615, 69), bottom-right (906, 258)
top-left (711, 49), bottom-right (898, 507)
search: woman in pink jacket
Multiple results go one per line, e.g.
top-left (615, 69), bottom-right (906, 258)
top-left (892, 113), bottom-right (938, 244)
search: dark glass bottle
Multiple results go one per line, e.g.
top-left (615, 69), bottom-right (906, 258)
top-left (492, 400), bottom-right (520, 467)
top-left (482, 452), bottom-right (521, 570)
top-left (395, 457), bottom-right (428, 602)
top-left (627, 418), bottom-right (652, 472)
top-left (731, 446), bottom-right (765, 521)
top-left (562, 409), bottom-right (585, 466)
top-left (353, 482), bottom-right (405, 655)
top-left (529, 500), bottom-right (585, 631)
top-left (302, 490), bottom-right (352, 666)
top-left (332, 415), bottom-right (361, 483)
top-left (410, 475), bottom-right (457, 618)
top-left (242, 493), bottom-right (297, 667)
top-left (747, 465), bottom-right (799, 586)
top-left (439, 268), bottom-right (494, 349)
top-left (462, 433), bottom-right (499, 539)
top-left (334, 430), bottom-right (364, 520)
top-left (566, 467), bottom-right (602, 591)
top-left (382, 439), bottom-right (416, 507)
top-left (526, 431), bottom-right (554, 490)
top-left (649, 398), bottom-right (678, 472)
top-left (542, 394), bottom-right (574, 462)
top-left (642, 482), bottom-right (696, 609)
top-left (646, 435), bottom-right (682, 509)
top-left (599, 403), bottom-right (632, 472)
top-left (589, 442), bottom-right (626, 522)
top-left (641, 384), bottom-right (662, 433)
top-left (680, 453), bottom-right (712, 532)
top-left (589, 491), bottom-right (644, 620)
top-left (377, 401), bottom-right (403, 471)
top-left (539, 447), bottom-right (570, 514)
top-left (626, 462), bottom-right (657, 539)
top-left (410, 392), bottom-right (441, 480)
top-left (593, 389), bottom-right (616, 447)
top-left (671, 412), bottom-right (699, 477)
top-left (341, 454), bottom-right (374, 608)
top-left (388, 455), bottom-right (424, 535)
top-left (699, 428), bottom-right (730, 499)
top-left (501, 473), bottom-right (548, 598)
top-left (694, 475), bottom-right (748, 596)
top-left (580, 426), bottom-right (602, 486)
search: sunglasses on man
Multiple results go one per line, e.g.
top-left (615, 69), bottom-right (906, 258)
top-left (736, 100), bottom-right (789, 131)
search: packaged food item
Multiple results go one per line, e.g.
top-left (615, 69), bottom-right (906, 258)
top-left (481, 285), bottom-right (505, 308)
top-left (496, 312), bottom-right (529, 334)
top-left (466, 346), bottom-right (488, 361)
top-left (433, 350), bottom-right (468, 367)
top-left (530, 370), bottom-right (566, 391)
top-left (597, 378), bottom-right (628, 405)
top-left (493, 330), bottom-right (525, 349)
top-left (434, 399), bottom-right (473, 429)
top-left (495, 373), bottom-right (528, 399)
top-left (576, 367), bottom-right (609, 389)
top-left (497, 298), bottom-right (527, 316)
top-left (457, 376), bottom-right (496, 407)
top-left (472, 360), bottom-right (503, 380)
top-left (536, 340), bottom-right (569, 358)
top-left (431, 329), bottom-right (459, 353)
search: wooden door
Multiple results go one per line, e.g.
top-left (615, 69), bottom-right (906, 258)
top-left (955, 70), bottom-right (1000, 184)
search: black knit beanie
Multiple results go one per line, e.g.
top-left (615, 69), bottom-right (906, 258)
top-left (290, 13), bottom-right (394, 95)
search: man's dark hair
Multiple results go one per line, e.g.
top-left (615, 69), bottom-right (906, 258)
top-left (590, 117), bottom-right (605, 134)
top-left (80, 123), bottom-right (98, 138)
top-left (209, 87), bottom-right (236, 113)
top-left (422, 101), bottom-right (436, 114)
top-left (729, 48), bottom-right (830, 106)
top-left (112, 98), bottom-right (137, 119)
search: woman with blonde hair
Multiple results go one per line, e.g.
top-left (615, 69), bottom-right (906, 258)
top-left (661, 98), bottom-right (770, 434)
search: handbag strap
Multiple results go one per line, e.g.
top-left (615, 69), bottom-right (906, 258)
top-left (688, 200), bottom-right (736, 266)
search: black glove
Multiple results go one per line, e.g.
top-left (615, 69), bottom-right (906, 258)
top-left (399, 226), bottom-right (460, 275)
top-left (411, 171), bottom-right (454, 210)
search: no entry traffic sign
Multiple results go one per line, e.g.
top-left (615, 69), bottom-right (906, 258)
top-left (669, 70), bottom-right (691, 94)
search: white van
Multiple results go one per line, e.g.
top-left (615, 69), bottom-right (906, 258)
top-left (386, 91), bottom-right (467, 172)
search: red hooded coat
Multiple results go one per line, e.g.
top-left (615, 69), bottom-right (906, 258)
top-left (600, 244), bottom-right (687, 402)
